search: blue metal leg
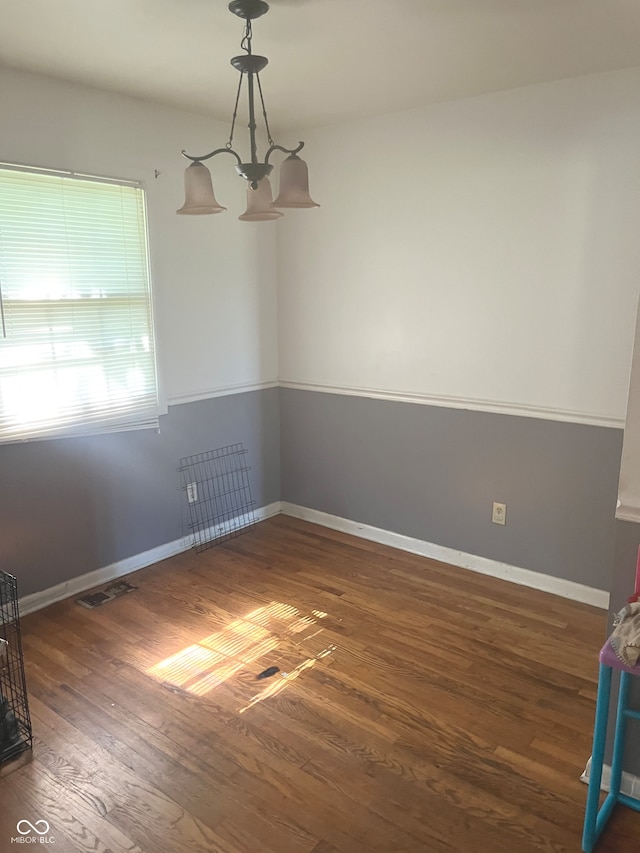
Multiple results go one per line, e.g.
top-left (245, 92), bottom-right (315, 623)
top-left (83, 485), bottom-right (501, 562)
top-left (582, 663), bottom-right (613, 852)
top-left (609, 671), bottom-right (631, 797)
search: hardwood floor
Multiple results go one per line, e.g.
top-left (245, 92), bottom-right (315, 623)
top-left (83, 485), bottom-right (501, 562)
top-left (1, 515), bottom-right (637, 852)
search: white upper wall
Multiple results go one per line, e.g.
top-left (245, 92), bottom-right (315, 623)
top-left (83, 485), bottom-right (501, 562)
top-left (277, 69), bottom-right (640, 427)
top-left (4, 65), bottom-right (640, 428)
top-left (0, 67), bottom-right (278, 406)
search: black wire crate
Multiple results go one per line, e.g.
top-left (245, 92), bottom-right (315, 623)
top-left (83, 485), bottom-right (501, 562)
top-left (180, 443), bottom-right (257, 553)
top-left (0, 571), bottom-right (32, 764)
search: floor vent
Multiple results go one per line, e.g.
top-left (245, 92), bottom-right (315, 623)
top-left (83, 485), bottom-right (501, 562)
top-left (76, 580), bottom-right (138, 609)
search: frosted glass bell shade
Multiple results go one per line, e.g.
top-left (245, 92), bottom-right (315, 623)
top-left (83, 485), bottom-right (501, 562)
top-left (272, 155), bottom-right (319, 208)
top-left (239, 178), bottom-right (283, 221)
top-left (176, 162), bottom-right (226, 214)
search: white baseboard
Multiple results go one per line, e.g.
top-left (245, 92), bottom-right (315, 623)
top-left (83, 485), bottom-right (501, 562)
top-left (581, 756), bottom-right (640, 800)
top-left (20, 500), bottom-right (609, 617)
top-left (280, 502), bottom-right (610, 609)
top-left (18, 502), bottom-right (281, 617)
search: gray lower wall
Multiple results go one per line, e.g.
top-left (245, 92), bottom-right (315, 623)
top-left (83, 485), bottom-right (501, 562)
top-left (280, 388), bottom-right (622, 591)
top-left (7, 386), bottom-right (619, 599)
top-left (1, 388), bottom-right (280, 597)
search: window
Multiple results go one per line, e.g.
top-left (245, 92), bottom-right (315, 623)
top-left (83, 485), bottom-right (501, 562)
top-left (0, 165), bottom-right (159, 443)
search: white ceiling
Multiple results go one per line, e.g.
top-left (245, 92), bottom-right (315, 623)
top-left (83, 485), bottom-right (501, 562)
top-left (3, 0), bottom-right (640, 132)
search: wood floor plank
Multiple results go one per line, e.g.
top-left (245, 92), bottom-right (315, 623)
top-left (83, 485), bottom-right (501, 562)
top-left (1, 516), bottom-right (635, 851)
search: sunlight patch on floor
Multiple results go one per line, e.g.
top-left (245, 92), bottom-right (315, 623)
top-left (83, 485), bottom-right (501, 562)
top-left (146, 600), bottom-right (336, 709)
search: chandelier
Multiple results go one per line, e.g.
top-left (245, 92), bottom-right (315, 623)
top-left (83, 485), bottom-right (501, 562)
top-left (177, 0), bottom-right (319, 222)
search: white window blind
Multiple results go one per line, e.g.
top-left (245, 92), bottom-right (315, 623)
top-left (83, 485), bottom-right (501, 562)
top-left (0, 165), bottom-right (159, 443)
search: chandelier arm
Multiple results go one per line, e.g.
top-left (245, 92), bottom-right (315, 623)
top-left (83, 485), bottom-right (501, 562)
top-left (228, 73), bottom-right (244, 148)
top-left (265, 141), bottom-right (305, 164)
top-left (247, 71), bottom-right (259, 164)
top-left (181, 148), bottom-right (242, 165)
top-left (256, 73), bottom-right (274, 147)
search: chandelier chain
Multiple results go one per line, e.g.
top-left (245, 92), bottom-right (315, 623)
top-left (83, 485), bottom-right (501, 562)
top-left (241, 20), bottom-right (253, 54)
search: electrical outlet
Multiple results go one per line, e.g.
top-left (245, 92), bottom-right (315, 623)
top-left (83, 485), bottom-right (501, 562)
top-left (492, 501), bottom-right (506, 525)
top-left (186, 482), bottom-right (198, 504)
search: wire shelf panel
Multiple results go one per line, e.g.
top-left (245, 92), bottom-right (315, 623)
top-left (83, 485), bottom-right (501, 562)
top-left (0, 571), bottom-right (32, 764)
top-left (180, 443), bottom-right (257, 553)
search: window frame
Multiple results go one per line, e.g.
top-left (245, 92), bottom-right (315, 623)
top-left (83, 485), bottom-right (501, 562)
top-left (0, 161), bottom-right (162, 444)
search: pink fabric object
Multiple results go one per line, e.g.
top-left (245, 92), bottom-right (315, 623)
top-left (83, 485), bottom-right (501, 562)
top-left (600, 638), bottom-right (640, 674)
